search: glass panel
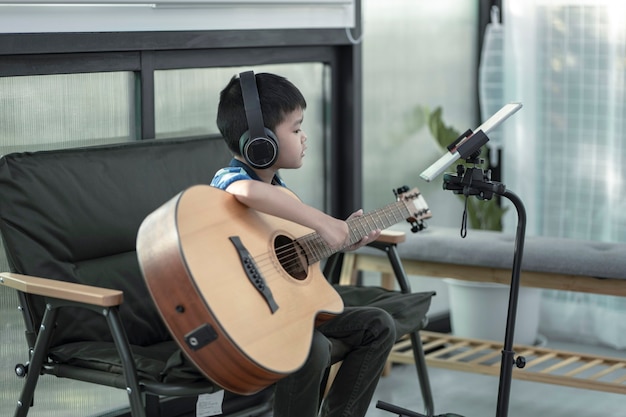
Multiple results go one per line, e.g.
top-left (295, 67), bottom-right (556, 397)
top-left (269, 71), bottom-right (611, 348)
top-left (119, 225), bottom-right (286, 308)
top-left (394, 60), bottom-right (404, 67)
top-left (503, 1), bottom-right (626, 241)
top-left (362, 0), bottom-right (478, 226)
top-left (0, 72), bottom-right (136, 156)
top-left (155, 63), bottom-right (328, 210)
top-left (503, 0), bottom-right (626, 349)
top-left (0, 71), bottom-right (136, 417)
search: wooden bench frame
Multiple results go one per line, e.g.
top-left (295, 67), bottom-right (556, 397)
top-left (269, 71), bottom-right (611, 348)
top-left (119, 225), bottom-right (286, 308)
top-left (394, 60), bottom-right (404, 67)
top-left (339, 232), bottom-right (626, 396)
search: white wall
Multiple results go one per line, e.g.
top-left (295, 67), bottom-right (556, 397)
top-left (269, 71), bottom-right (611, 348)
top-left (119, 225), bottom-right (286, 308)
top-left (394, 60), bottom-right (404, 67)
top-left (0, 0), bottom-right (355, 33)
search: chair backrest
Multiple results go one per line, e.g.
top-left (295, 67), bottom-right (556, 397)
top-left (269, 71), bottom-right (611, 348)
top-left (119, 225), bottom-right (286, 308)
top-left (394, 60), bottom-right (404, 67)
top-left (0, 137), bottom-right (232, 348)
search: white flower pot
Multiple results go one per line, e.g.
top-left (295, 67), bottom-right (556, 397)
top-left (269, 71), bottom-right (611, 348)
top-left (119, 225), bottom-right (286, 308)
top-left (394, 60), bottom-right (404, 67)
top-left (444, 279), bottom-right (541, 346)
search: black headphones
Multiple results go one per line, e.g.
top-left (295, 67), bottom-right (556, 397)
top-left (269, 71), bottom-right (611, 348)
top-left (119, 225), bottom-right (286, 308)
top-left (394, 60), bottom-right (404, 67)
top-left (238, 71), bottom-right (279, 169)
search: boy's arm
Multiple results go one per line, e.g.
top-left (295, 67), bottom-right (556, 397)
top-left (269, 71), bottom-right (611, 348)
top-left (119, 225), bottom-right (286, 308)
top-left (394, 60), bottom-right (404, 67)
top-left (225, 180), bottom-right (379, 251)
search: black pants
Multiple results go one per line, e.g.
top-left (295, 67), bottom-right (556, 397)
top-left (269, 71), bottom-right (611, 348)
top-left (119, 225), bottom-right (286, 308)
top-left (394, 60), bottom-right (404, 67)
top-left (273, 306), bottom-right (396, 417)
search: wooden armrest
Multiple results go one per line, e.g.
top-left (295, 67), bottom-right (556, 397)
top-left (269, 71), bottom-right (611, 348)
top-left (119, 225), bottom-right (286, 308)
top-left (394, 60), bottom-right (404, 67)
top-left (376, 230), bottom-right (406, 244)
top-left (0, 272), bottom-right (123, 307)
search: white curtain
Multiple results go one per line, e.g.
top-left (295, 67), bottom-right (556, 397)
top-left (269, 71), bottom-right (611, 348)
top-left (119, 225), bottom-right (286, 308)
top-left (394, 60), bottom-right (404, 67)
top-left (501, 0), bottom-right (626, 348)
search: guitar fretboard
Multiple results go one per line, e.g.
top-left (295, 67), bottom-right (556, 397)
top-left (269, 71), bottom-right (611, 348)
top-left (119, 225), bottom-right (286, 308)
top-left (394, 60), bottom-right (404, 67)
top-left (295, 200), bottom-right (413, 265)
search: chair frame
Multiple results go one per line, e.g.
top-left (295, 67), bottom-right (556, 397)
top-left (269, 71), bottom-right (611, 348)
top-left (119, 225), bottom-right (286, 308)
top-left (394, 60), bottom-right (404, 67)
top-left (366, 240), bottom-right (435, 417)
top-left (1, 272), bottom-right (273, 417)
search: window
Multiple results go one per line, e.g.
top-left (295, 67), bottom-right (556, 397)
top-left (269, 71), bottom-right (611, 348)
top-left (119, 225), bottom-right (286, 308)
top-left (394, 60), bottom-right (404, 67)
top-left (155, 63), bottom-right (329, 209)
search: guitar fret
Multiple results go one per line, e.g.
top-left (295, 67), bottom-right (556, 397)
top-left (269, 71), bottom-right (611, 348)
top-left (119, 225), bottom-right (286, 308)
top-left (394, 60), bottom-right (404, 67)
top-left (349, 228), bottom-right (359, 246)
top-left (382, 210), bottom-right (389, 222)
top-left (295, 234), bottom-right (311, 264)
top-left (395, 205), bottom-right (406, 222)
top-left (358, 219), bottom-right (368, 238)
top-left (365, 214), bottom-right (377, 231)
top-left (391, 206), bottom-right (402, 223)
top-left (369, 211), bottom-right (380, 228)
top-left (382, 206), bottom-right (399, 226)
top-left (307, 234), bottom-right (325, 263)
top-left (320, 234), bottom-right (334, 258)
top-left (374, 211), bottom-right (383, 229)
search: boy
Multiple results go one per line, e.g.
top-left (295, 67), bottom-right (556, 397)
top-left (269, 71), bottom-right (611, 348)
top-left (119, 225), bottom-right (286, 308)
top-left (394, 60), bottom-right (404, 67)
top-left (211, 71), bottom-right (396, 417)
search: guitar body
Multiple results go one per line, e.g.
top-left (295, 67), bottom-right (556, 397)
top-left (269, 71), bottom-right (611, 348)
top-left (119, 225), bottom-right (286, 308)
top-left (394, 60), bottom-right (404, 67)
top-left (136, 184), bottom-right (344, 395)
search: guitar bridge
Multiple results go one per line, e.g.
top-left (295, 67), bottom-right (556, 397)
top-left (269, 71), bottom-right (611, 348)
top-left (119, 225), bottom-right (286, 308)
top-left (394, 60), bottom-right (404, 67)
top-left (229, 236), bottom-right (279, 314)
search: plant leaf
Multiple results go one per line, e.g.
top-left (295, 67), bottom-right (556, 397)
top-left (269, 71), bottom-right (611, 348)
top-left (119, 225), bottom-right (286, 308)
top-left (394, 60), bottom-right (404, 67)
top-left (427, 107), bottom-right (461, 150)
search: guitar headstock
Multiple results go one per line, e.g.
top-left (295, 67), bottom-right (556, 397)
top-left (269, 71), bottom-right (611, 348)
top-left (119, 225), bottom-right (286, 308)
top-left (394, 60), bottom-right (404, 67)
top-left (395, 186), bottom-right (432, 233)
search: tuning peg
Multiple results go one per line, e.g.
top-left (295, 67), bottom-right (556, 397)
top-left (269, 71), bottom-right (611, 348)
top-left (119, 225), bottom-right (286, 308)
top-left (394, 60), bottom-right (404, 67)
top-left (409, 220), bottom-right (426, 233)
top-left (393, 185), bottom-right (409, 199)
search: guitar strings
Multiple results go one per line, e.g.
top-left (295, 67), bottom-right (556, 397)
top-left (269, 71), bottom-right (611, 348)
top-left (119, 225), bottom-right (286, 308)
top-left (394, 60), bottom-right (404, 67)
top-left (258, 203), bottom-right (410, 267)
top-left (271, 205), bottom-right (405, 262)
top-left (250, 233), bottom-right (320, 276)
top-left (244, 203), bottom-right (413, 278)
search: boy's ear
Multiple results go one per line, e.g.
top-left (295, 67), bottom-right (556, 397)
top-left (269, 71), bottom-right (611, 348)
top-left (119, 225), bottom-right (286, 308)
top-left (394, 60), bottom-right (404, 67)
top-left (239, 71), bottom-right (279, 169)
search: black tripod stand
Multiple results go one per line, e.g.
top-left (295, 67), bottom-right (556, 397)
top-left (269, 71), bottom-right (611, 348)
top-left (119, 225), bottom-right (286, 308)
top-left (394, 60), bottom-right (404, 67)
top-left (378, 133), bottom-right (528, 417)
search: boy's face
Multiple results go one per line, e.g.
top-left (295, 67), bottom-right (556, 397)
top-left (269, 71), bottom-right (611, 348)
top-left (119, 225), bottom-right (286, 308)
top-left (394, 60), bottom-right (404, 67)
top-left (273, 107), bottom-right (307, 170)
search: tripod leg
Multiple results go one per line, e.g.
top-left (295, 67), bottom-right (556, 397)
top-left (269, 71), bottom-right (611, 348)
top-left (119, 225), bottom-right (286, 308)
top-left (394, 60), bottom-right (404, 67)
top-left (376, 400), bottom-right (428, 417)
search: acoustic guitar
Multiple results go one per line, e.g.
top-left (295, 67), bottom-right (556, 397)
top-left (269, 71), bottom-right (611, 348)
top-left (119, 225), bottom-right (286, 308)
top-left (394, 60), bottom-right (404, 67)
top-left (136, 184), bottom-right (431, 395)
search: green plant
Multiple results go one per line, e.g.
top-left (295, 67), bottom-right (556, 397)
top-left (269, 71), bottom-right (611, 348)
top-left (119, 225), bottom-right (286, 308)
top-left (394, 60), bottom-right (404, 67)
top-left (422, 106), bottom-right (507, 231)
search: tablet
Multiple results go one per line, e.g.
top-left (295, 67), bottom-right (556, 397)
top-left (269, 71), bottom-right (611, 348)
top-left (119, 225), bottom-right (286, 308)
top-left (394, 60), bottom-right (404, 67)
top-left (419, 102), bottom-right (522, 182)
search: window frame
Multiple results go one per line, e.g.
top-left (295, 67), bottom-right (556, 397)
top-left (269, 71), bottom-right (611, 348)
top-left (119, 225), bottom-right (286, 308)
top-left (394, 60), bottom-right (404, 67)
top-left (0, 27), bottom-right (362, 218)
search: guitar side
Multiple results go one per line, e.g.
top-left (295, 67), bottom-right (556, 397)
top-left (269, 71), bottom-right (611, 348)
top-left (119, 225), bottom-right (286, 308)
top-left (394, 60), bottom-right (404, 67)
top-left (137, 184), bottom-right (344, 395)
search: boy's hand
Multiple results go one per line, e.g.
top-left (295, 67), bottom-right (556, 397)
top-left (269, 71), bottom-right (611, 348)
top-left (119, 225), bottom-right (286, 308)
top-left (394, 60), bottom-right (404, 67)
top-left (316, 210), bottom-right (380, 252)
top-left (316, 217), bottom-right (353, 252)
top-left (343, 209), bottom-right (382, 252)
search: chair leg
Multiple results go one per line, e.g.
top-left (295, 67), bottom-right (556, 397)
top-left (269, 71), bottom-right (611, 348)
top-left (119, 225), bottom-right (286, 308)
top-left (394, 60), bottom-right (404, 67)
top-left (408, 331), bottom-right (435, 417)
top-left (389, 247), bottom-right (435, 417)
top-left (105, 307), bottom-right (147, 417)
top-left (337, 253), bottom-right (358, 286)
top-left (369, 241), bottom-right (436, 417)
top-left (380, 272), bottom-right (395, 377)
top-left (14, 304), bottom-right (59, 417)
top-left (322, 362), bottom-right (341, 400)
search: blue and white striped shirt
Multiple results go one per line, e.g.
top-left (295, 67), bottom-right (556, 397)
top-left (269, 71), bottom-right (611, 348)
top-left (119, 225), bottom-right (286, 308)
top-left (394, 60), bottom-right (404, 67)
top-left (210, 158), bottom-right (286, 190)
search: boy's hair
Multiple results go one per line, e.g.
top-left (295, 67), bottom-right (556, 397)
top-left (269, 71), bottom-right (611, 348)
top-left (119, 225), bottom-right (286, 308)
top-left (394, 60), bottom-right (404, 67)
top-left (216, 72), bottom-right (307, 156)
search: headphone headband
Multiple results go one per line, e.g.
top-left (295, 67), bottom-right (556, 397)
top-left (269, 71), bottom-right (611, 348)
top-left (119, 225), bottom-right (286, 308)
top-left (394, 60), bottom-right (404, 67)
top-left (238, 71), bottom-right (279, 169)
top-left (239, 71), bottom-right (267, 142)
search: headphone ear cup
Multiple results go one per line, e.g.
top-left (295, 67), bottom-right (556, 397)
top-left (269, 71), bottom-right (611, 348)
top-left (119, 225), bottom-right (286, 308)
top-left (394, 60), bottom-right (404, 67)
top-left (264, 127), bottom-right (279, 151)
top-left (239, 127), bottom-right (279, 169)
top-left (239, 130), bottom-right (250, 155)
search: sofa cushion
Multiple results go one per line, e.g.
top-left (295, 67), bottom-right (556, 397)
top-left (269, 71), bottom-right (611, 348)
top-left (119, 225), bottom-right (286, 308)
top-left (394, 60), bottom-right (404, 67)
top-left (357, 226), bottom-right (626, 280)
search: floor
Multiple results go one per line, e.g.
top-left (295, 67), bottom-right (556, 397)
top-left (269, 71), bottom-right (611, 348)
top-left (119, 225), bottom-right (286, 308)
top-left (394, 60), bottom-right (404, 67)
top-left (365, 338), bottom-right (626, 417)
top-left (256, 335), bottom-right (626, 417)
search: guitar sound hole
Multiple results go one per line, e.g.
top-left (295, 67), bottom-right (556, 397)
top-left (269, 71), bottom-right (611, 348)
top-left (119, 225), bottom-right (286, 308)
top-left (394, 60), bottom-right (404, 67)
top-left (274, 235), bottom-right (307, 280)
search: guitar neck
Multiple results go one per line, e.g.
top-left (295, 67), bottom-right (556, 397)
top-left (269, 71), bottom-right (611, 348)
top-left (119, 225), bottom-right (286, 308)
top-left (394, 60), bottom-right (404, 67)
top-left (296, 200), bottom-right (411, 264)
